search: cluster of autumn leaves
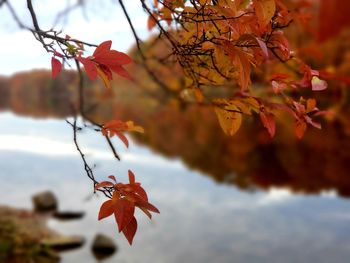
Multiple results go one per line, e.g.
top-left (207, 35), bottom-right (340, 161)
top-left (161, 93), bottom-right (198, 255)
top-left (144, 0), bottom-right (328, 139)
top-left (95, 171), bottom-right (160, 245)
top-left (48, 0), bottom-right (330, 244)
top-left (51, 39), bottom-right (132, 85)
top-left (51, 39), bottom-right (159, 244)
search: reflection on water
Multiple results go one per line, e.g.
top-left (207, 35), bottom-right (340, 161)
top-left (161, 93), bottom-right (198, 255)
top-left (1, 70), bottom-right (350, 262)
top-left (1, 113), bottom-right (350, 263)
top-left (1, 70), bottom-right (350, 197)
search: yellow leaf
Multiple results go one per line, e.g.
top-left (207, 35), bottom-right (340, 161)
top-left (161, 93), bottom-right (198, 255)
top-left (227, 100), bottom-right (252, 115)
top-left (126, 121), bottom-right (145, 133)
top-left (253, 0), bottom-right (276, 28)
top-left (160, 7), bottom-right (172, 25)
top-left (220, 97), bottom-right (259, 116)
top-left (97, 67), bottom-right (111, 89)
top-left (242, 97), bottom-right (260, 112)
top-left (215, 106), bottom-right (242, 136)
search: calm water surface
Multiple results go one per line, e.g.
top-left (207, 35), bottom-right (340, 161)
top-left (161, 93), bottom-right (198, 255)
top-left (1, 112), bottom-right (350, 263)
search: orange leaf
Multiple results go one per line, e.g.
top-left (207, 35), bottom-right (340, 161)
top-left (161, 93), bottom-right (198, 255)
top-left (98, 200), bottom-right (115, 220)
top-left (269, 31), bottom-right (291, 60)
top-left (125, 121), bottom-right (144, 133)
top-left (96, 172), bottom-right (159, 245)
top-left (295, 119), bottom-right (307, 139)
top-left (260, 112), bottom-right (276, 138)
top-left (253, 0), bottom-right (276, 29)
top-left (102, 120), bottom-right (143, 147)
top-left (140, 207), bottom-right (152, 219)
top-left (122, 216), bottom-right (137, 245)
top-left (114, 199), bottom-right (135, 232)
top-left (147, 14), bottom-right (157, 31)
top-left (214, 106), bottom-right (242, 136)
top-left (224, 43), bottom-right (251, 91)
top-left (306, 99), bottom-right (317, 113)
top-left (108, 175), bottom-right (117, 182)
top-left (116, 131), bottom-right (129, 148)
top-left (129, 184), bottom-right (148, 201)
top-left (128, 170), bottom-right (135, 184)
top-left (235, 48), bottom-right (251, 91)
top-left (136, 200), bottom-right (160, 214)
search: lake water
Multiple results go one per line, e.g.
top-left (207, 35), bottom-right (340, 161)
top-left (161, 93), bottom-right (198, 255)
top-left (1, 112), bottom-right (350, 263)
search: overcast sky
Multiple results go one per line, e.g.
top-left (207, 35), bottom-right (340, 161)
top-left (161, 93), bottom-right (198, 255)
top-left (0, 0), bottom-right (150, 75)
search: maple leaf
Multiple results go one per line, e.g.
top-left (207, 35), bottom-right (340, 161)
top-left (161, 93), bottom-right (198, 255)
top-left (51, 57), bottom-right (62, 79)
top-left (96, 171), bottom-right (159, 245)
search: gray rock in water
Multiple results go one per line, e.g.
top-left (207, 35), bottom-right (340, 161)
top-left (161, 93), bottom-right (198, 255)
top-left (41, 235), bottom-right (85, 251)
top-left (53, 211), bottom-right (85, 221)
top-left (92, 234), bottom-right (117, 259)
top-left (32, 191), bottom-right (58, 212)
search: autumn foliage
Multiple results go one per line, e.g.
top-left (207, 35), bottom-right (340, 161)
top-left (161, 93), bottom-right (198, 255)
top-left (140, 0), bottom-right (329, 140)
top-left (46, 0), bottom-right (333, 244)
top-left (102, 120), bottom-right (144, 148)
top-left (10, 0), bottom-right (345, 245)
top-left (52, 39), bottom-right (132, 88)
top-left (95, 171), bottom-right (160, 245)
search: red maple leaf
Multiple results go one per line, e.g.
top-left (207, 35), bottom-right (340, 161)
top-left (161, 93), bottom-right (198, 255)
top-left (51, 57), bottom-right (62, 79)
top-left (77, 40), bottom-right (133, 87)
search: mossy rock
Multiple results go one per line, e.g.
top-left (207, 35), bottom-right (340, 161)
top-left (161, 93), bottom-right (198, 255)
top-left (0, 206), bottom-right (60, 263)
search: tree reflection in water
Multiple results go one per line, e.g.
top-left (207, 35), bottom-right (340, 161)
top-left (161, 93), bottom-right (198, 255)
top-left (1, 70), bottom-right (350, 198)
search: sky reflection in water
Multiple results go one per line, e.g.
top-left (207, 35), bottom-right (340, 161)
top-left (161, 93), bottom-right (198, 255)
top-left (1, 112), bottom-right (350, 263)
